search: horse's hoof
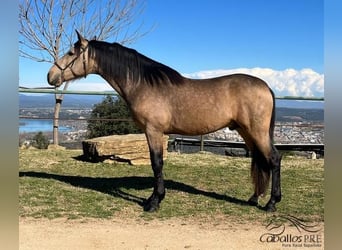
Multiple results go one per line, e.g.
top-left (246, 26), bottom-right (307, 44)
top-left (264, 203), bottom-right (277, 212)
top-left (143, 200), bottom-right (159, 212)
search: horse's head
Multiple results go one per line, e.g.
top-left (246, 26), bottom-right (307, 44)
top-left (47, 30), bottom-right (91, 87)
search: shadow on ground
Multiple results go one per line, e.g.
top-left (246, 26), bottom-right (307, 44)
top-left (19, 170), bottom-right (255, 210)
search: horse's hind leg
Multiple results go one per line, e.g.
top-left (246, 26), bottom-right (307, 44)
top-left (247, 145), bottom-right (271, 207)
top-left (250, 139), bottom-right (282, 212)
top-left (238, 128), bottom-right (281, 211)
top-left (264, 144), bottom-right (282, 212)
top-left (236, 128), bottom-right (265, 206)
top-left (143, 129), bottom-right (165, 212)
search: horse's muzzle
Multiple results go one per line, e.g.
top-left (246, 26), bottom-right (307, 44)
top-left (47, 71), bottom-right (62, 87)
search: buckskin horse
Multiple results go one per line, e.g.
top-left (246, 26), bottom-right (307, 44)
top-left (47, 31), bottom-right (282, 212)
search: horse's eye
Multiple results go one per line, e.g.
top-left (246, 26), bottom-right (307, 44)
top-left (68, 47), bottom-right (76, 56)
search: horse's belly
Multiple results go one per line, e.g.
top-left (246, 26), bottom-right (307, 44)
top-left (168, 113), bottom-right (231, 135)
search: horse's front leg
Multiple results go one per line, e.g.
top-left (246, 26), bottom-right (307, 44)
top-left (144, 130), bottom-right (165, 212)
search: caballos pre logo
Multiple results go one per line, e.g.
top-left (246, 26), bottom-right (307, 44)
top-left (259, 215), bottom-right (323, 248)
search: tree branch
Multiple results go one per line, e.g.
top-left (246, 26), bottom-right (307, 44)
top-left (19, 0), bottom-right (149, 63)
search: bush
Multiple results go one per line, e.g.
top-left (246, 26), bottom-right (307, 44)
top-left (87, 95), bottom-right (142, 138)
top-left (32, 131), bottom-right (49, 149)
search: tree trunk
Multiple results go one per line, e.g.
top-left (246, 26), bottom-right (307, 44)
top-left (52, 82), bottom-right (70, 145)
top-left (53, 96), bottom-right (62, 145)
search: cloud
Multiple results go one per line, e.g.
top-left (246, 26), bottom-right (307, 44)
top-left (183, 68), bottom-right (324, 97)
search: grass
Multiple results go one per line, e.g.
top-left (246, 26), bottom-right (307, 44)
top-left (19, 149), bottom-right (324, 223)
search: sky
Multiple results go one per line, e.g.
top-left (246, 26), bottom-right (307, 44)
top-left (19, 0), bottom-right (324, 97)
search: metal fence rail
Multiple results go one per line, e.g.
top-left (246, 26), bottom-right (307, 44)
top-left (19, 87), bottom-right (118, 96)
top-left (18, 87), bottom-right (324, 100)
top-left (171, 137), bottom-right (324, 156)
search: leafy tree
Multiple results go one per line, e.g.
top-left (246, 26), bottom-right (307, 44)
top-left (32, 131), bottom-right (49, 149)
top-left (87, 95), bottom-right (142, 138)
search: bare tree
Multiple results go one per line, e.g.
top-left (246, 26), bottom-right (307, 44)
top-left (19, 0), bottom-right (148, 145)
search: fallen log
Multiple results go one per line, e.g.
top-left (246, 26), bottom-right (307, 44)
top-left (82, 134), bottom-right (169, 165)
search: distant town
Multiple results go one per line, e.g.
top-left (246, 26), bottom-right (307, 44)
top-left (208, 121), bottom-right (324, 144)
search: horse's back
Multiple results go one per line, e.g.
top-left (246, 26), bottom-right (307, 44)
top-left (161, 73), bottom-right (274, 135)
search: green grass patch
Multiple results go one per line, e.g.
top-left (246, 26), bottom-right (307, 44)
top-left (19, 149), bottom-right (324, 223)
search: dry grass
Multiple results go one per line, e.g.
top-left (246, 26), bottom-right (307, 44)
top-left (19, 149), bottom-right (324, 223)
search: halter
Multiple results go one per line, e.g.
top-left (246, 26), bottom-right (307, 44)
top-left (54, 45), bottom-right (88, 83)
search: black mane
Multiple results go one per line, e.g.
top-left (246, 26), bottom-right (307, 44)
top-left (88, 40), bottom-right (184, 85)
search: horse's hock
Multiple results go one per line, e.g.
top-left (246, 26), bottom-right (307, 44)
top-left (82, 134), bottom-right (169, 165)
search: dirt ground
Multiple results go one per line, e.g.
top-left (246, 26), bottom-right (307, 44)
top-left (19, 218), bottom-right (324, 250)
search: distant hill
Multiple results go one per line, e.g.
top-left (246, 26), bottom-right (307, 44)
top-left (275, 99), bottom-right (324, 122)
top-left (19, 94), bottom-right (108, 108)
top-left (20, 94), bottom-right (324, 109)
top-left (276, 107), bottom-right (323, 122)
top-left (276, 99), bottom-right (324, 109)
top-left (19, 94), bottom-right (324, 122)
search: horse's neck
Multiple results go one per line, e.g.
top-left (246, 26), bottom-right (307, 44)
top-left (96, 67), bottom-right (134, 101)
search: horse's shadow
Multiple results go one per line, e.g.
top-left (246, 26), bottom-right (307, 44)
top-left (19, 169), bottom-right (253, 209)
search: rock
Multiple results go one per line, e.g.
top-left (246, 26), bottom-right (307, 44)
top-left (82, 134), bottom-right (169, 165)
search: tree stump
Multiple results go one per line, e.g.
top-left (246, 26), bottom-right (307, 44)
top-left (82, 134), bottom-right (169, 165)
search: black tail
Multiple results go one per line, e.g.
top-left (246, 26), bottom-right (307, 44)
top-left (269, 88), bottom-right (276, 142)
top-left (251, 87), bottom-right (276, 196)
top-left (251, 149), bottom-right (271, 196)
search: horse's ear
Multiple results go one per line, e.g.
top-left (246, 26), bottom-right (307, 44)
top-left (75, 30), bottom-right (88, 48)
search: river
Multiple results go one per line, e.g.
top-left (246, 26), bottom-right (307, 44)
top-left (19, 119), bottom-right (72, 133)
